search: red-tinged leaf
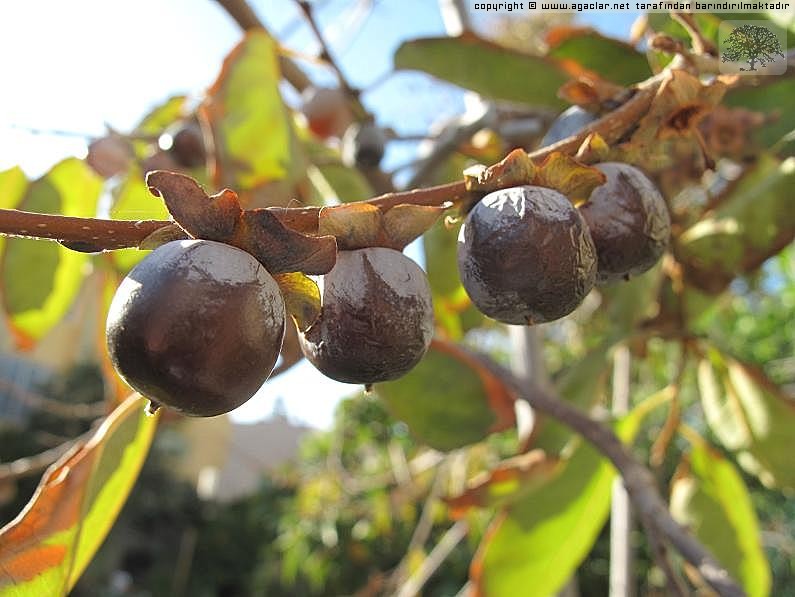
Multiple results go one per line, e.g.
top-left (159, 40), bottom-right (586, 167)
top-left (546, 27), bottom-right (651, 87)
top-left (670, 442), bottom-right (771, 597)
top-left (376, 339), bottom-right (516, 451)
top-left (394, 35), bottom-right (569, 109)
top-left (145, 170), bottom-right (337, 275)
top-left (0, 395), bottom-right (157, 595)
top-left (0, 159), bottom-right (102, 348)
top-left (471, 402), bottom-right (655, 597)
top-left (697, 344), bottom-right (795, 491)
top-left (202, 30), bottom-right (291, 190)
top-left (445, 450), bottom-right (562, 517)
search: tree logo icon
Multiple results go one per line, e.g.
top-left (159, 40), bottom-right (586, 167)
top-left (721, 23), bottom-right (785, 74)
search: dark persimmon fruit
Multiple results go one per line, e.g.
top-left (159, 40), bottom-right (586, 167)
top-left (106, 240), bottom-right (285, 416)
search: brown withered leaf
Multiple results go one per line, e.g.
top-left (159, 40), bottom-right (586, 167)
top-left (318, 203), bottom-right (382, 249)
top-left (533, 152), bottom-right (606, 204)
top-left (273, 272), bottom-right (321, 332)
top-left (464, 148), bottom-right (536, 194)
top-left (614, 69), bottom-right (727, 170)
top-left (145, 170), bottom-right (337, 275)
top-left (445, 450), bottom-right (562, 518)
top-left (382, 204), bottom-right (451, 250)
top-left (317, 202), bottom-right (448, 251)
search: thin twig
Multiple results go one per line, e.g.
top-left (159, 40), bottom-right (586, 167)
top-left (295, 0), bottom-right (363, 110)
top-left (639, 511), bottom-right (689, 597)
top-left (212, 0), bottom-right (311, 93)
top-left (387, 459), bottom-right (450, 592)
top-left (0, 73), bottom-right (663, 250)
top-left (395, 520), bottom-right (469, 597)
top-left (0, 440), bottom-right (78, 482)
top-left (0, 378), bottom-right (106, 419)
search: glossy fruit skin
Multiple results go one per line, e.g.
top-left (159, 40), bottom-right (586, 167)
top-left (540, 106), bottom-right (597, 147)
top-left (457, 185), bottom-right (597, 325)
top-left (106, 240), bottom-right (286, 416)
top-left (579, 162), bottom-right (670, 284)
top-left (299, 248), bottom-right (434, 384)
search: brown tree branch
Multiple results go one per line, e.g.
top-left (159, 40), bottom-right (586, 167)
top-left (295, 0), bottom-right (363, 109)
top-left (0, 379), bottom-right (105, 419)
top-left (0, 72), bottom-right (662, 251)
top-left (480, 356), bottom-right (746, 597)
top-left (0, 439), bottom-right (79, 482)
top-left (213, 0), bottom-right (311, 93)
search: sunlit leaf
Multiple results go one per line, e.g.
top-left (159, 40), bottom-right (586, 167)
top-left (394, 35), bottom-right (568, 109)
top-left (376, 339), bottom-right (516, 451)
top-left (698, 344), bottom-right (795, 491)
top-left (0, 395), bottom-right (157, 596)
top-left (0, 159), bottom-right (102, 347)
top-left (202, 30), bottom-right (291, 190)
top-left (471, 404), bottom-right (650, 596)
top-left (546, 27), bottom-right (651, 86)
top-left (670, 441), bottom-right (772, 597)
top-left (109, 166), bottom-right (170, 272)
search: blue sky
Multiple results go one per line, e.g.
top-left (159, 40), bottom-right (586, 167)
top-left (0, 2), bottom-right (638, 428)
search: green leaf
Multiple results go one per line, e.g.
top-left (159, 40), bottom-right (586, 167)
top-left (472, 405), bottom-right (649, 596)
top-left (670, 442), bottom-right (772, 597)
top-left (677, 154), bottom-right (795, 293)
top-left (698, 345), bottom-right (795, 491)
top-left (203, 30), bottom-right (291, 190)
top-left (376, 339), bottom-right (515, 451)
top-left (422, 219), bottom-right (484, 339)
top-left (394, 35), bottom-right (568, 109)
top-left (0, 166), bottom-right (29, 255)
top-left (546, 28), bottom-right (651, 86)
top-left (724, 76), bottom-right (795, 150)
top-left (303, 135), bottom-right (373, 204)
top-left (0, 396), bottom-right (158, 596)
top-left (109, 166), bottom-right (170, 273)
top-left (0, 159), bottom-right (102, 346)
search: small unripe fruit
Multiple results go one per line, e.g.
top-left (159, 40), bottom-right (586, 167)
top-left (457, 186), bottom-right (597, 325)
top-left (342, 122), bottom-right (387, 169)
top-left (299, 248), bottom-right (434, 384)
top-left (540, 106), bottom-right (597, 147)
top-left (86, 136), bottom-right (132, 178)
top-left (169, 124), bottom-right (206, 169)
top-left (579, 162), bottom-right (670, 284)
top-left (301, 86), bottom-right (352, 139)
top-left (106, 240), bottom-right (286, 416)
